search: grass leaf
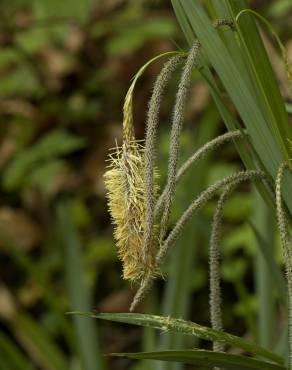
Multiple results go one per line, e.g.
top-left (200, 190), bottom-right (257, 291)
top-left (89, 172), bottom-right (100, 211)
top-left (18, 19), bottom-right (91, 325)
top-left (58, 203), bottom-right (106, 370)
top-left (77, 312), bottom-right (284, 365)
top-left (111, 349), bottom-right (286, 370)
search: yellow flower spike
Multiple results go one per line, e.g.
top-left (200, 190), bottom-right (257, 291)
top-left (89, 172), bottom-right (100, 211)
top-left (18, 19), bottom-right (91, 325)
top-left (104, 51), bottom-right (179, 282)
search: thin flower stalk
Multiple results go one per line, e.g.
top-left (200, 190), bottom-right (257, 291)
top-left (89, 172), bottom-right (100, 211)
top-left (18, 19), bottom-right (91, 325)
top-left (209, 171), bottom-right (264, 356)
top-left (209, 186), bottom-right (231, 354)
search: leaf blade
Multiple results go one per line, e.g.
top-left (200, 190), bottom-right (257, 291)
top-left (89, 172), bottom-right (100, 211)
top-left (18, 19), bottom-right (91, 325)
top-left (83, 312), bottom-right (284, 365)
top-left (111, 350), bottom-right (286, 370)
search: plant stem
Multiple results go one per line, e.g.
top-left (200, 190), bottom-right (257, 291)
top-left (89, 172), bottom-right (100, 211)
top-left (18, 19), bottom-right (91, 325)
top-left (254, 190), bottom-right (275, 349)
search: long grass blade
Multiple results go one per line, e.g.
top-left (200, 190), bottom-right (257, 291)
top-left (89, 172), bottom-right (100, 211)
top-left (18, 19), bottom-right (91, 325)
top-left (253, 191), bottom-right (275, 349)
top-left (58, 202), bottom-right (106, 370)
top-left (85, 312), bottom-right (284, 365)
top-left (112, 350), bottom-right (286, 370)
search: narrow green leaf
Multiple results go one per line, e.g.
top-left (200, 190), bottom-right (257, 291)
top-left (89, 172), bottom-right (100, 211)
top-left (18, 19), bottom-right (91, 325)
top-left (83, 312), bottom-right (284, 365)
top-left (230, 1), bottom-right (292, 145)
top-left (58, 203), bottom-right (106, 370)
top-left (253, 191), bottom-right (276, 349)
top-left (112, 350), bottom-right (286, 370)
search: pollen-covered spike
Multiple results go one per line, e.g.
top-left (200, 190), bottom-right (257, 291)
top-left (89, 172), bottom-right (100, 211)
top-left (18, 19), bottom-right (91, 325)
top-left (104, 53), bottom-right (182, 281)
top-left (104, 141), bottom-right (157, 281)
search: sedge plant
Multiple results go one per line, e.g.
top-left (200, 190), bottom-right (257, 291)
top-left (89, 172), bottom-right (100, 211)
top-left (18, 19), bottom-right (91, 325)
top-left (75, 2), bottom-right (292, 370)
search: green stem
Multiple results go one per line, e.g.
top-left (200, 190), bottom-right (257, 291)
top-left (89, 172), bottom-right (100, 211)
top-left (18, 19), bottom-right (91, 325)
top-left (254, 190), bottom-right (275, 349)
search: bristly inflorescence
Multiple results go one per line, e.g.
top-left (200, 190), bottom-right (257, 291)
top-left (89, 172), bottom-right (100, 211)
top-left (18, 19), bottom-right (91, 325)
top-left (275, 161), bottom-right (292, 367)
top-left (103, 51), bottom-right (183, 282)
top-left (104, 140), bottom-right (157, 282)
top-left (103, 57), bottom-right (160, 282)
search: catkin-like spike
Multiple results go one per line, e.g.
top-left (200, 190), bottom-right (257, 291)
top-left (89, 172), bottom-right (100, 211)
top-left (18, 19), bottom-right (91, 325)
top-left (143, 55), bottom-right (184, 261)
top-left (155, 130), bottom-right (244, 217)
top-left (104, 52), bottom-right (182, 281)
top-left (209, 186), bottom-right (234, 370)
top-left (275, 161), bottom-right (292, 369)
top-left (130, 169), bottom-right (266, 310)
top-left (210, 188), bottom-right (229, 354)
top-left (159, 41), bottom-right (201, 242)
top-left (209, 172), bottom-right (261, 356)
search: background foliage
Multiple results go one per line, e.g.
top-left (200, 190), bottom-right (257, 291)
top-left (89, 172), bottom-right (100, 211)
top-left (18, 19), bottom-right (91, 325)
top-left (0, 0), bottom-right (291, 369)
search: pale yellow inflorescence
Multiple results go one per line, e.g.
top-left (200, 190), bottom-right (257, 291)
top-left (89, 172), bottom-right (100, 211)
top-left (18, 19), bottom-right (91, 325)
top-left (104, 142), bottom-right (157, 281)
top-left (103, 67), bottom-right (158, 282)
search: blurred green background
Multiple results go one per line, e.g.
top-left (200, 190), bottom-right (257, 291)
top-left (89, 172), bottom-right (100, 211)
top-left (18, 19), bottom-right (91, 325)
top-left (0, 0), bottom-right (291, 369)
